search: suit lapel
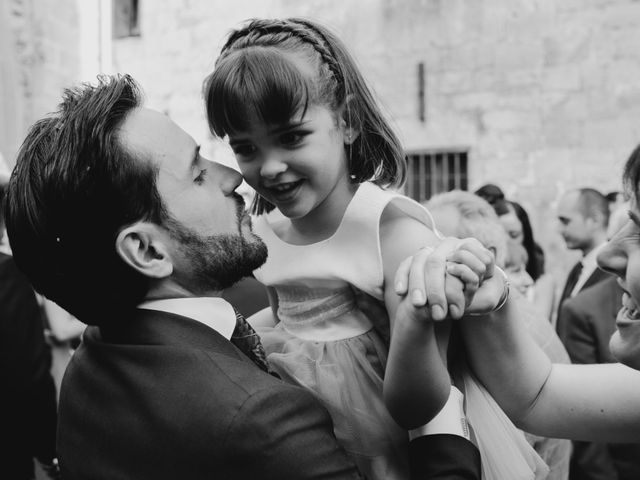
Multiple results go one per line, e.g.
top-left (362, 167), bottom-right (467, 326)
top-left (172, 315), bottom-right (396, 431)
top-left (97, 309), bottom-right (249, 364)
top-left (580, 268), bottom-right (612, 292)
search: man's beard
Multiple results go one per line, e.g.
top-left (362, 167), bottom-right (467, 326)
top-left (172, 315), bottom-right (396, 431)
top-left (163, 216), bottom-right (268, 294)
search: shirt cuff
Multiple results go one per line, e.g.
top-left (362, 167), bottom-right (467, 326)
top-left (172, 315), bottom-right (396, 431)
top-left (408, 386), bottom-right (470, 440)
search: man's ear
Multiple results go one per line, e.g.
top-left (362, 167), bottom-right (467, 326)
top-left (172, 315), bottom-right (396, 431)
top-left (340, 94), bottom-right (360, 146)
top-left (115, 223), bottom-right (173, 279)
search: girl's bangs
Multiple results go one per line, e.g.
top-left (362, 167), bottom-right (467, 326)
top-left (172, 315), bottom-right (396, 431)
top-left (207, 48), bottom-right (313, 136)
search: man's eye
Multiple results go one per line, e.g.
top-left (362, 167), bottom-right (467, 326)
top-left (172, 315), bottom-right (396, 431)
top-left (194, 168), bottom-right (207, 184)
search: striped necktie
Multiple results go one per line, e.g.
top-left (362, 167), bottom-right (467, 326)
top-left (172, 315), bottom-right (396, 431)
top-left (230, 308), bottom-right (277, 376)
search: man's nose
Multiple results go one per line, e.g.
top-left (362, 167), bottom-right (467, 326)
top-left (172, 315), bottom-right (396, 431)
top-left (215, 162), bottom-right (243, 194)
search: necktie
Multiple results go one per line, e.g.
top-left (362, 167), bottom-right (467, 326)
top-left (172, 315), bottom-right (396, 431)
top-left (556, 261), bottom-right (583, 331)
top-left (230, 308), bottom-right (276, 376)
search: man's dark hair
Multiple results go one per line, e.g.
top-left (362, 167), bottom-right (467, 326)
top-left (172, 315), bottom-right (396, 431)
top-left (4, 75), bottom-right (169, 325)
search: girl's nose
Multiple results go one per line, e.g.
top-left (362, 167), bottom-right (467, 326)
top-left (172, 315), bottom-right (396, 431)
top-left (260, 154), bottom-right (287, 179)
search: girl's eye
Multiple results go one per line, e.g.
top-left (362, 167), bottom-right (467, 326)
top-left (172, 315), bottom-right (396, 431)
top-left (231, 144), bottom-right (256, 158)
top-left (194, 168), bottom-right (207, 184)
top-left (280, 131), bottom-right (306, 146)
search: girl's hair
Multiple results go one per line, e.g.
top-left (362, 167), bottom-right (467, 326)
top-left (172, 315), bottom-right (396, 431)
top-left (203, 17), bottom-right (406, 214)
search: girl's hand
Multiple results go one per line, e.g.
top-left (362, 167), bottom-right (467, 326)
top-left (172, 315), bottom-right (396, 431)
top-left (393, 237), bottom-right (494, 320)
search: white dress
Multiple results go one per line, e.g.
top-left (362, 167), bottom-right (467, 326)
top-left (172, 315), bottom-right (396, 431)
top-left (253, 182), bottom-right (548, 480)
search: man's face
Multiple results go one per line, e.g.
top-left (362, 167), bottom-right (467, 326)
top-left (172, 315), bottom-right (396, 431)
top-left (557, 191), bottom-right (595, 253)
top-left (119, 108), bottom-right (267, 292)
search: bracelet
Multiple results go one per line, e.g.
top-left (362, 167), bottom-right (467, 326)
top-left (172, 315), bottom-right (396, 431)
top-left (467, 266), bottom-right (510, 316)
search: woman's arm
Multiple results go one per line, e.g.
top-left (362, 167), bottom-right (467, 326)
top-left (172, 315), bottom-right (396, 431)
top-left (461, 294), bottom-right (640, 442)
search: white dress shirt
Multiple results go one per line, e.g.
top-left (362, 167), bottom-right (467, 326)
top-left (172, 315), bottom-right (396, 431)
top-left (570, 242), bottom-right (607, 297)
top-left (138, 297), bottom-right (237, 340)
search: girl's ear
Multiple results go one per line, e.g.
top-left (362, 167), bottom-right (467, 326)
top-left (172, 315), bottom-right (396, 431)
top-left (340, 94), bottom-right (360, 146)
top-left (115, 222), bottom-right (173, 279)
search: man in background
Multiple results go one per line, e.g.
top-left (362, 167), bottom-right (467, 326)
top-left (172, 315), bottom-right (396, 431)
top-left (556, 187), bottom-right (627, 480)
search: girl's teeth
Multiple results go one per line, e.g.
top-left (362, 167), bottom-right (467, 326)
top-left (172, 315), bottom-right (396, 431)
top-left (623, 306), bottom-right (640, 320)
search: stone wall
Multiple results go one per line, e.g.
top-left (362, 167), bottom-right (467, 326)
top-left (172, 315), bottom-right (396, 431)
top-left (0, 0), bottom-right (80, 167)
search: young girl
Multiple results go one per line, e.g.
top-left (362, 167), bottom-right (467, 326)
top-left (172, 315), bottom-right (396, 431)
top-left (203, 18), bottom-right (546, 480)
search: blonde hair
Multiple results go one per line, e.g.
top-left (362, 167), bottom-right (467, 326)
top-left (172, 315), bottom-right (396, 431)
top-left (425, 190), bottom-right (508, 268)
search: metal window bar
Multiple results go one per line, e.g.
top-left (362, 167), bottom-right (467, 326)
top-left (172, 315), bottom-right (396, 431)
top-left (405, 150), bottom-right (468, 203)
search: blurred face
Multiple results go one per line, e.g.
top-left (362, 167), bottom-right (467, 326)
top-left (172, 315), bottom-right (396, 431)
top-left (228, 104), bottom-right (352, 222)
top-left (597, 198), bottom-right (640, 370)
top-left (119, 108), bottom-right (267, 292)
top-left (504, 245), bottom-right (534, 295)
top-left (498, 207), bottom-right (524, 246)
top-left (557, 191), bottom-right (596, 253)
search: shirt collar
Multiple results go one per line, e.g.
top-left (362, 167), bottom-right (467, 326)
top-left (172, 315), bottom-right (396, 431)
top-left (581, 242), bottom-right (607, 271)
top-left (138, 297), bottom-right (237, 340)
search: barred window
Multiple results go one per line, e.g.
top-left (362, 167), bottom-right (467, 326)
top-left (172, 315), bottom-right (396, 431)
top-left (405, 150), bottom-right (468, 203)
top-left (113, 0), bottom-right (140, 39)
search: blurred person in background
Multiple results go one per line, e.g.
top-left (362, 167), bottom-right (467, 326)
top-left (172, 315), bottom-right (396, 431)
top-left (556, 187), bottom-right (622, 480)
top-left (558, 191), bottom-right (640, 480)
top-left (427, 190), bottom-right (571, 480)
top-left (0, 180), bottom-right (61, 479)
top-left (475, 183), bottom-right (556, 322)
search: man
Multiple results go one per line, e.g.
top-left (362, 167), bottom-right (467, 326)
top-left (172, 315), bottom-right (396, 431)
top-left (556, 188), bottom-right (620, 479)
top-left (556, 188), bottom-right (612, 334)
top-left (5, 75), bottom-right (481, 479)
top-left (0, 181), bottom-right (61, 479)
top-left (559, 205), bottom-right (640, 480)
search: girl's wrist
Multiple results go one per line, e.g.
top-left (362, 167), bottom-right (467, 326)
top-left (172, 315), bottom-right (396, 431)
top-left (467, 266), bottom-right (510, 317)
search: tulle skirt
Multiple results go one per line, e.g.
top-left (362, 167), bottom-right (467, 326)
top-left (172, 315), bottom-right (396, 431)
top-left (461, 369), bottom-right (550, 480)
top-left (258, 322), bottom-right (410, 480)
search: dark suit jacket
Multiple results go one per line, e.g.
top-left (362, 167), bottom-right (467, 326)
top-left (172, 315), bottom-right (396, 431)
top-left (556, 267), bottom-right (612, 337)
top-left (58, 309), bottom-right (361, 479)
top-left (0, 252), bottom-right (58, 476)
top-left (558, 276), bottom-right (621, 364)
top-left (559, 276), bottom-right (640, 480)
top-left (58, 308), bottom-right (482, 480)
top-left (409, 435), bottom-right (481, 480)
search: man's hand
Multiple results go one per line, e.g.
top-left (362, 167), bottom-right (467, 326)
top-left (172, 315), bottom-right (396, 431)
top-left (394, 237), bottom-right (495, 321)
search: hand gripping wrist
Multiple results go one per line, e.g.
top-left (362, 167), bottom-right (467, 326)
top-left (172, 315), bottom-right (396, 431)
top-left (468, 266), bottom-right (510, 316)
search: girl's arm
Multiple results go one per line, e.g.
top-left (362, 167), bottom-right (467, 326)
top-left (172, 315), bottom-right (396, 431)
top-left (380, 204), bottom-right (456, 429)
top-left (248, 286), bottom-right (279, 328)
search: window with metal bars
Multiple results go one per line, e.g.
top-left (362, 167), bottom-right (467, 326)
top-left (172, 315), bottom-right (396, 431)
top-left (113, 0), bottom-right (140, 39)
top-left (404, 150), bottom-right (468, 203)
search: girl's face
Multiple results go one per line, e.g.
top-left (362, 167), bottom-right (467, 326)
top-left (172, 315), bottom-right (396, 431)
top-left (228, 104), bottom-right (351, 221)
top-left (597, 196), bottom-right (640, 370)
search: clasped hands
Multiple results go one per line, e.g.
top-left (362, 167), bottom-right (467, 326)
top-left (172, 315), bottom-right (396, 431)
top-left (394, 237), bottom-right (507, 322)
